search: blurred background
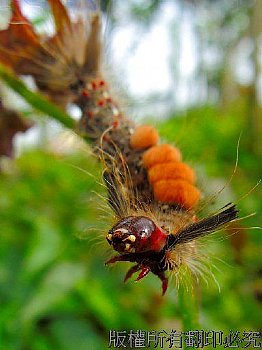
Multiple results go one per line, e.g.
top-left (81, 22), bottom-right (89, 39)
top-left (0, 0), bottom-right (261, 349)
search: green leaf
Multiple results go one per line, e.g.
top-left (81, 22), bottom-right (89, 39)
top-left (50, 317), bottom-right (105, 350)
top-left (21, 262), bottom-right (86, 324)
top-left (23, 218), bottom-right (62, 276)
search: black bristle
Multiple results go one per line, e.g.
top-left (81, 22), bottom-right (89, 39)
top-left (103, 170), bottom-right (123, 217)
top-left (167, 203), bottom-right (239, 248)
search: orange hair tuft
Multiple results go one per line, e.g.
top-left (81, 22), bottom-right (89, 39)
top-left (148, 161), bottom-right (196, 184)
top-left (130, 125), bottom-right (159, 149)
top-left (153, 179), bottom-right (200, 209)
top-left (142, 144), bottom-right (181, 169)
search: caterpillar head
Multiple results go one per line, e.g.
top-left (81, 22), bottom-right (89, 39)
top-left (106, 216), bottom-right (168, 254)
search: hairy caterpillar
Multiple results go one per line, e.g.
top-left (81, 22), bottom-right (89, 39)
top-left (0, 0), bottom-right (239, 295)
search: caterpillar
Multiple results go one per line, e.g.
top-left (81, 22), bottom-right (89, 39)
top-left (0, 0), bottom-right (239, 295)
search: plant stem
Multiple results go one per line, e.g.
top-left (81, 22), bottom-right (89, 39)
top-left (0, 64), bottom-right (75, 130)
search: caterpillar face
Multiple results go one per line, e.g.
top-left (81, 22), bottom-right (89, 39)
top-left (106, 216), bottom-right (168, 254)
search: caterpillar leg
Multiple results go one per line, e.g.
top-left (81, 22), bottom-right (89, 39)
top-left (156, 272), bottom-right (169, 296)
top-left (105, 253), bottom-right (136, 265)
top-left (135, 266), bottom-right (151, 281)
top-left (124, 264), bottom-right (141, 282)
top-left (105, 255), bottom-right (128, 265)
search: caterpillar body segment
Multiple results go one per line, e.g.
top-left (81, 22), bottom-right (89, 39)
top-left (0, 0), bottom-right (239, 295)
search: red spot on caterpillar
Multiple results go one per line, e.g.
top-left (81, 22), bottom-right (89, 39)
top-left (113, 120), bottom-right (119, 129)
top-left (91, 81), bottom-right (97, 90)
top-left (106, 97), bottom-right (113, 103)
top-left (97, 99), bottom-right (106, 107)
top-left (130, 125), bottom-right (159, 150)
top-left (82, 90), bottom-right (89, 97)
top-left (143, 144), bottom-right (181, 169)
top-left (153, 179), bottom-right (200, 209)
top-left (99, 80), bottom-right (105, 87)
top-left (148, 161), bottom-right (196, 184)
top-left (192, 215), bottom-right (198, 222)
top-left (87, 111), bottom-right (94, 118)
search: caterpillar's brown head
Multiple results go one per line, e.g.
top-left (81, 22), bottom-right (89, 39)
top-left (106, 216), bottom-right (168, 254)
